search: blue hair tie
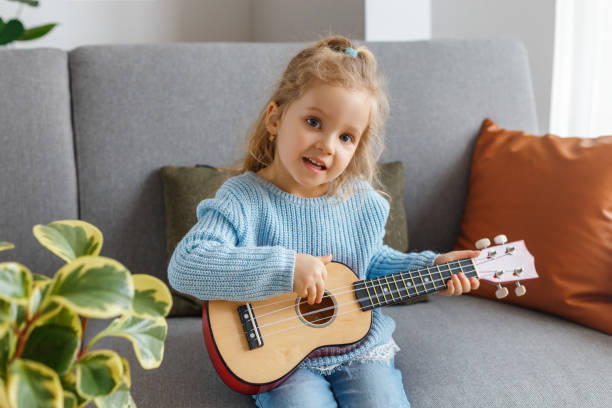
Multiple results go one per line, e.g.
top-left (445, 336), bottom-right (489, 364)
top-left (344, 47), bottom-right (358, 58)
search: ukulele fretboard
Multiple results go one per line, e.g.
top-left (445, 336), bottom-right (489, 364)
top-left (353, 259), bottom-right (477, 311)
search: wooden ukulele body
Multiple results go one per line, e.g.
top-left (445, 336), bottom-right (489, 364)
top-left (202, 262), bottom-right (372, 394)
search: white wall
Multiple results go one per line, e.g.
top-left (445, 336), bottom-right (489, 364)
top-left (431, 0), bottom-right (556, 133)
top-left (365, 0), bottom-right (431, 41)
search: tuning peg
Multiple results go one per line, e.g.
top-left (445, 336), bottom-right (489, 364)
top-left (514, 281), bottom-right (527, 296)
top-left (494, 234), bottom-right (508, 245)
top-left (495, 284), bottom-right (509, 299)
top-left (475, 238), bottom-right (491, 250)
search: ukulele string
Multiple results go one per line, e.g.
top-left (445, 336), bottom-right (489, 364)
top-left (252, 261), bottom-right (477, 316)
top-left (210, 255), bottom-right (515, 342)
top-left (211, 270), bottom-right (450, 344)
top-left (255, 272), bottom-right (466, 331)
top-left (211, 265), bottom-right (507, 345)
top-left (252, 256), bottom-right (506, 320)
top-left (243, 267), bottom-right (503, 334)
top-left (257, 260), bottom-right (511, 341)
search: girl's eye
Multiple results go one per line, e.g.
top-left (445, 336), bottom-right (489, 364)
top-left (306, 118), bottom-right (320, 128)
top-left (340, 134), bottom-right (353, 143)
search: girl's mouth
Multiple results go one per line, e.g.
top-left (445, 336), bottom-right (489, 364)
top-left (302, 157), bottom-right (327, 172)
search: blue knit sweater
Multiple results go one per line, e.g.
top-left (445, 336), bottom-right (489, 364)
top-left (167, 171), bottom-right (438, 369)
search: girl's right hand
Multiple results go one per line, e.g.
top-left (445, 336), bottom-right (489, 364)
top-left (293, 253), bottom-right (332, 305)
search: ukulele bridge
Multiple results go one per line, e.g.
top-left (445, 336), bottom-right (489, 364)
top-left (237, 303), bottom-right (264, 350)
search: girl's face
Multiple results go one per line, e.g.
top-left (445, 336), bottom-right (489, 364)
top-left (261, 82), bottom-right (373, 198)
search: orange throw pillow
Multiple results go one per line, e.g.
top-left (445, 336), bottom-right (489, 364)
top-left (455, 118), bottom-right (612, 334)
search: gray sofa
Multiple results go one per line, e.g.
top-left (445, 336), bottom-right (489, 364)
top-left (1, 39), bottom-right (610, 407)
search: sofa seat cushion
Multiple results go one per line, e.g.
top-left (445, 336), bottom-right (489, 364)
top-left (85, 295), bottom-right (612, 407)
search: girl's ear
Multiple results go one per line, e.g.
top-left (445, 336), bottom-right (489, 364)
top-left (265, 102), bottom-right (281, 135)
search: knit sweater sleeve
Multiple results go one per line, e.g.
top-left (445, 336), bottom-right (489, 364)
top-left (366, 244), bottom-right (439, 280)
top-left (365, 189), bottom-right (439, 279)
top-left (167, 182), bottom-right (295, 301)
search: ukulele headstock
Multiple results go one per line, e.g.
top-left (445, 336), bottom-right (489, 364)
top-left (472, 235), bottom-right (537, 299)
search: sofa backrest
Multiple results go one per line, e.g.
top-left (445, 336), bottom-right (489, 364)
top-left (0, 49), bottom-right (78, 277)
top-left (2, 39), bottom-right (538, 284)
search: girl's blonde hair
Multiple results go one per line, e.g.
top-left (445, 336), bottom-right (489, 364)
top-left (230, 35), bottom-right (390, 200)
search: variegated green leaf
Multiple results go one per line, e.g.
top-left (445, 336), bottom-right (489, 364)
top-left (1, 329), bottom-right (9, 382)
top-left (28, 281), bottom-right (63, 327)
top-left (94, 315), bottom-right (167, 369)
top-left (21, 324), bottom-right (80, 375)
top-left (119, 356), bottom-right (131, 388)
top-left (0, 242), bottom-right (14, 251)
top-left (22, 307), bottom-right (82, 375)
top-left (33, 272), bottom-right (51, 285)
top-left (0, 322), bottom-right (9, 340)
top-left (76, 350), bottom-right (123, 399)
top-left (60, 371), bottom-right (89, 408)
top-left (5, 305), bottom-right (20, 365)
top-left (0, 378), bottom-right (9, 408)
top-left (33, 220), bottom-right (103, 263)
top-left (48, 256), bottom-right (134, 318)
top-left (28, 284), bottom-right (43, 317)
top-left (131, 274), bottom-right (173, 318)
top-left (94, 380), bottom-right (132, 408)
top-left (10, 302), bottom-right (25, 332)
top-left (7, 359), bottom-right (63, 408)
top-left (0, 262), bottom-right (32, 305)
top-left (63, 390), bottom-right (78, 408)
top-left (0, 299), bottom-right (10, 324)
top-left (34, 306), bottom-right (82, 338)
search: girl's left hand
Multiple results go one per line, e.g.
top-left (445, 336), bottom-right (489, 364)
top-left (434, 250), bottom-right (481, 296)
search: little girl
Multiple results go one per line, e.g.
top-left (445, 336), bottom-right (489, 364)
top-left (168, 35), bottom-right (480, 408)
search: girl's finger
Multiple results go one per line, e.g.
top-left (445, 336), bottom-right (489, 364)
top-left (456, 250), bottom-right (480, 260)
top-left (307, 286), bottom-right (316, 305)
top-left (440, 278), bottom-right (454, 296)
top-left (452, 274), bottom-right (463, 295)
top-left (315, 280), bottom-right (325, 303)
top-left (459, 272), bottom-right (471, 293)
top-left (470, 277), bottom-right (480, 290)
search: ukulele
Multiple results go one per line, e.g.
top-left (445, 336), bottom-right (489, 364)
top-left (201, 236), bottom-right (537, 394)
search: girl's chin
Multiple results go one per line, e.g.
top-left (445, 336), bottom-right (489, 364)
top-left (290, 175), bottom-right (331, 196)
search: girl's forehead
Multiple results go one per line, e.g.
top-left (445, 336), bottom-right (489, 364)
top-left (294, 83), bottom-right (374, 127)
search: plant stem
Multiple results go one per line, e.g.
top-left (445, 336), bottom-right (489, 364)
top-left (79, 316), bottom-right (88, 355)
top-left (79, 331), bottom-right (103, 359)
top-left (81, 316), bottom-right (88, 336)
top-left (9, 309), bottom-right (41, 363)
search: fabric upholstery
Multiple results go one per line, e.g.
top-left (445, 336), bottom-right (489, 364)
top-left (67, 40), bottom-right (537, 293)
top-left (84, 294), bottom-right (612, 408)
top-left (0, 49), bottom-right (78, 277)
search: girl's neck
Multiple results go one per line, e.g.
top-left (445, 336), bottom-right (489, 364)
top-left (256, 166), bottom-right (330, 198)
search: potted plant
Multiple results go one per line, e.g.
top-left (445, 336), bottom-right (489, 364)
top-left (0, 0), bottom-right (58, 47)
top-left (0, 220), bottom-right (172, 407)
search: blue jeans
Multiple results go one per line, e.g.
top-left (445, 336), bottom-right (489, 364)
top-left (252, 359), bottom-right (410, 408)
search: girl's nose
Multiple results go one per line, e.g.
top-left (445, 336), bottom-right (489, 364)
top-left (315, 133), bottom-right (335, 154)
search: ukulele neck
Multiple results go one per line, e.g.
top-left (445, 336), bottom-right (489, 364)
top-left (353, 259), bottom-right (478, 311)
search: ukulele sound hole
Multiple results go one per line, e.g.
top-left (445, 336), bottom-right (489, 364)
top-left (296, 290), bottom-right (336, 328)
